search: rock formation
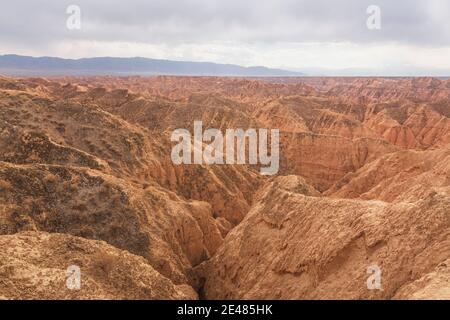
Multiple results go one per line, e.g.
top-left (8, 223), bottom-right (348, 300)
top-left (0, 75), bottom-right (448, 299)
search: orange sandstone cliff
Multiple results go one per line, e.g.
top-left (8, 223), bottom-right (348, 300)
top-left (0, 76), bottom-right (449, 299)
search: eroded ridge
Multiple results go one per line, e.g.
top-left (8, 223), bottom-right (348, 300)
top-left (0, 76), bottom-right (449, 299)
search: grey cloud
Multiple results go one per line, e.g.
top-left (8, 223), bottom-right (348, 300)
top-left (0, 0), bottom-right (449, 48)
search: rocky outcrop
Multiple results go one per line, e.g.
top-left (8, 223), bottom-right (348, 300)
top-left (0, 75), bottom-right (449, 300)
top-left (280, 133), bottom-right (397, 191)
top-left (393, 258), bottom-right (450, 300)
top-left (326, 147), bottom-right (450, 202)
top-left (0, 161), bottom-right (223, 286)
top-left (199, 176), bottom-right (450, 299)
top-left (0, 231), bottom-right (197, 300)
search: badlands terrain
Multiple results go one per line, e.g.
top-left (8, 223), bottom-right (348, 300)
top-left (0, 75), bottom-right (449, 299)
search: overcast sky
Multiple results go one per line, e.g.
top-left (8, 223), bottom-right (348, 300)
top-left (1, 0), bottom-right (450, 75)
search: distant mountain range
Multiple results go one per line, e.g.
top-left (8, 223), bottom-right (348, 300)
top-left (0, 54), bottom-right (303, 77)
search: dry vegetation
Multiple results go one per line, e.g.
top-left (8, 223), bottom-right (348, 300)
top-left (0, 75), bottom-right (449, 299)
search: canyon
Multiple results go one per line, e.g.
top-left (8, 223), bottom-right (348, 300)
top-left (0, 75), bottom-right (449, 299)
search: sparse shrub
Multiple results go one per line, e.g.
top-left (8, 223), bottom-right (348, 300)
top-left (71, 203), bottom-right (88, 212)
top-left (91, 252), bottom-right (116, 277)
top-left (0, 180), bottom-right (12, 191)
top-left (111, 193), bottom-right (123, 206)
top-left (43, 173), bottom-right (58, 184)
